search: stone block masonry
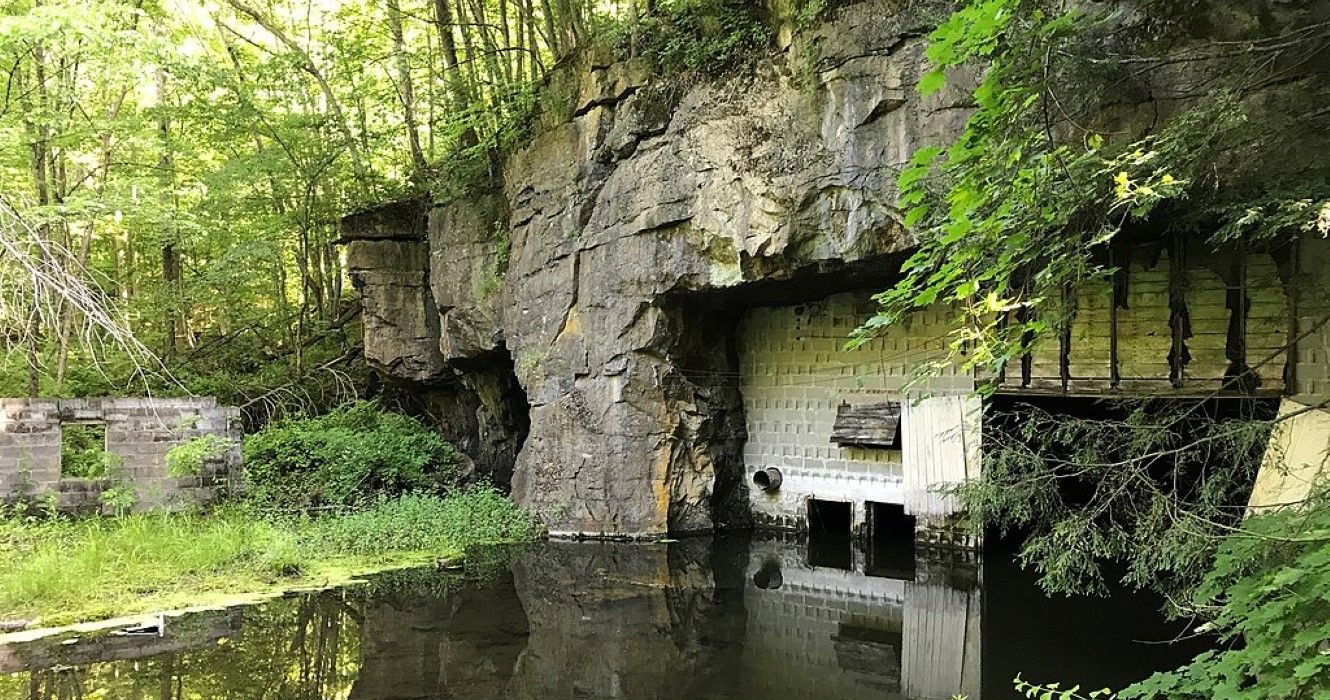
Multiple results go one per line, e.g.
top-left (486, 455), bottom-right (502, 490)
top-left (739, 292), bottom-right (974, 533)
top-left (0, 397), bottom-right (242, 513)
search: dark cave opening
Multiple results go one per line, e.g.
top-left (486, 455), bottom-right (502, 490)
top-left (655, 253), bottom-right (918, 535)
top-left (378, 344), bottom-right (531, 493)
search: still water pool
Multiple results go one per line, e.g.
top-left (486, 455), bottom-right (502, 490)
top-left (0, 534), bottom-right (1209, 699)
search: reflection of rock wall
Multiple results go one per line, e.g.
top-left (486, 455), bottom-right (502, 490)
top-left (344, 537), bottom-right (981, 700)
top-left (505, 540), bottom-right (735, 700)
top-left (350, 573), bottom-right (530, 700)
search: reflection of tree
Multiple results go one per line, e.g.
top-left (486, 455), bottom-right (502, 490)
top-left (0, 564), bottom-right (523, 699)
top-left (1, 591), bottom-right (364, 699)
top-left (25, 667), bottom-right (87, 699)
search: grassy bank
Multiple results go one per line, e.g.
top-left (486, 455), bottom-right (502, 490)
top-left (0, 488), bottom-right (541, 627)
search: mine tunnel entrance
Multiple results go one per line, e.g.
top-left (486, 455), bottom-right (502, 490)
top-left (661, 253), bottom-right (911, 536)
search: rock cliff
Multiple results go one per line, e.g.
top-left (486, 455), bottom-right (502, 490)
top-left (342, 0), bottom-right (1327, 537)
top-left (345, 0), bottom-right (968, 537)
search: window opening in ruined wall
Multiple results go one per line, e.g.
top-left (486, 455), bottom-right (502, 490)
top-left (60, 422), bottom-right (117, 479)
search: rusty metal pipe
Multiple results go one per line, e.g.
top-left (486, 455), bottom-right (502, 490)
top-left (752, 466), bottom-right (782, 492)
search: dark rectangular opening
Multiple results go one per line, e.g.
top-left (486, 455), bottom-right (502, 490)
top-left (807, 499), bottom-right (854, 570)
top-left (866, 502), bottom-right (916, 580)
top-left (833, 617), bottom-right (903, 690)
top-left (808, 498), bottom-right (852, 535)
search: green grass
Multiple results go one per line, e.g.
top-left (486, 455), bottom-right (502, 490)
top-left (0, 487), bottom-right (541, 627)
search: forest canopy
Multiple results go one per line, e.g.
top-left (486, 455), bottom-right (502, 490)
top-left (0, 0), bottom-right (758, 410)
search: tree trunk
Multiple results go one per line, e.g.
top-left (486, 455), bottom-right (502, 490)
top-left (21, 40), bottom-right (51, 395)
top-left (629, 0), bottom-right (640, 57)
top-left (433, 0), bottom-right (479, 149)
top-left (157, 62), bottom-right (182, 356)
top-left (540, 0), bottom-right (560, 57)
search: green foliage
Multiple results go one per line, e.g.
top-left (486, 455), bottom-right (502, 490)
top-left (853, 0), bottom-right (1330, 387)
top-left (59, 424), bottom-right (121, 479)
top-left (1120, 499), bottom-right (1330, 699)
top-left (793, 0), bottom-right (829, 28)
top-left (312, 488), bottom-right (542, 555)
top-left (1014, 675), bottom-right (1116, 699)
top-left (602, 0), bottom-right (772, 75)
top-left (0, 491), bottom-right (541, 624)
top-left (166, 434), bottom-right (230, 478)
top-left (473, 223), bottom-right (513, 300)
top-left (243, 401), bottom-right (464, 509)
top-left (1009, 499), bottom-right (1330, 699)
top-left (961, 400), bottom-right (1274, 597)
top-left (0, 507), bottom-right (287, 622)
top-left (862, 2), bottom-right (1329, 693)
top-left (98, 485), bottom-right (137, 518)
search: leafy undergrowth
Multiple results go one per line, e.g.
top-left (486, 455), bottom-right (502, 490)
top-left (0, 488), bottom-right (541, 627)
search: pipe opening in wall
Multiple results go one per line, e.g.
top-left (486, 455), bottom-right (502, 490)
top-left (752, 466), bottom-right (782, 492)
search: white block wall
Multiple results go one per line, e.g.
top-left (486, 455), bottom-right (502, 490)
top-left (738, 292), bottom-right (973, 530)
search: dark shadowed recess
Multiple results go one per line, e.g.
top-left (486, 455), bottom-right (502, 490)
top-left (376, 343), bottom-right (530, 491)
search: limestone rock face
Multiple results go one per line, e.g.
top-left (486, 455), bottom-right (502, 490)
top-left (345, 0), bottom-right (970, 536)
top-left (344, 201), bottom-right (445, 383)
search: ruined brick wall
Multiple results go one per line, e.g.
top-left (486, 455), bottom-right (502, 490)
top-left (0, 397), bottom-right (242, 513)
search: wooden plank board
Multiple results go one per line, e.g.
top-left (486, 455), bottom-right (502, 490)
top-left (831, 401), bottom-right (902, 448)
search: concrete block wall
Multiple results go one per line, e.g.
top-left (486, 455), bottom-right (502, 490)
top-left (1293, 236), bottom-right (1330, 403)
top-left (0, 397), bottom-right (242, 513)
top-left (738, 292), bottom-right (971, 531)
top-left (0, 399), bottom-right (61, 497)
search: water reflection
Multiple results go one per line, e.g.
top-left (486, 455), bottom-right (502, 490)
top-left (0, 536), bottom-right (1205, 699)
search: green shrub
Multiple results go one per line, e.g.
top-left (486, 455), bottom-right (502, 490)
top-left (311, 488), bottom-right (542, 555)
top-left (601, 0), bottom-right (771, 75)
top-left (60, 424), bottom-right (122, 479)
top-left (166, 434), bottom-right (230, 478)
top-left (243, 401), bottom-right (464, 509)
